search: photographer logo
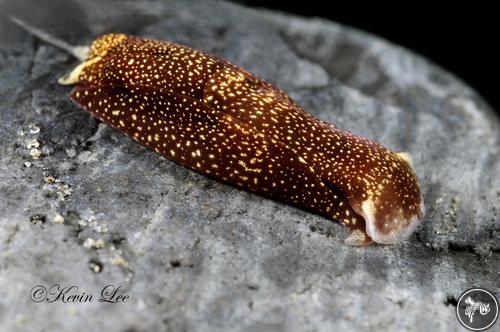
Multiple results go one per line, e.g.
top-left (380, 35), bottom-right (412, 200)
top-left (456, 288), bottom-right (498, 331)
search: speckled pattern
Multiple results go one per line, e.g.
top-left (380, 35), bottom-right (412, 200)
top-left (63, 33), bottom-right (423, 245)
top-left (0, 0), bottom-right (499, 331)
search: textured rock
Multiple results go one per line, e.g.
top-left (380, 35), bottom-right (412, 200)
top-left (0, 0), bottom-right (499, 331)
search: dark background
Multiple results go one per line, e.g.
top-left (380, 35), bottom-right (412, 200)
top-left (237, 1), bottom-right (499, 113)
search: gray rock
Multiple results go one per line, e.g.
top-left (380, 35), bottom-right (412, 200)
top-left (0, 0), bottom-right (499, 331)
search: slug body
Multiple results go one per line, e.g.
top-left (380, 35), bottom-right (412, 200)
top-left (60, 34), bottom-right (424, 245)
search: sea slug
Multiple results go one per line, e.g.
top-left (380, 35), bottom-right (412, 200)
top-left (59, 33), bottom-right (425, 245)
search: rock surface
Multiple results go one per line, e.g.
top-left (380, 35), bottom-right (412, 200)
top-left (0, 0), bottom-right (499, 331)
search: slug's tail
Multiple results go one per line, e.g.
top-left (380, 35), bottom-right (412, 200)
top-left (8, 15), bottom-right (89, 61)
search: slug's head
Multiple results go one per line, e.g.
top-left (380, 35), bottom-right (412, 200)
top-left (58, 33), bottom-right (127, 85)
top-left (346, 150), bottom-right (425, 245)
